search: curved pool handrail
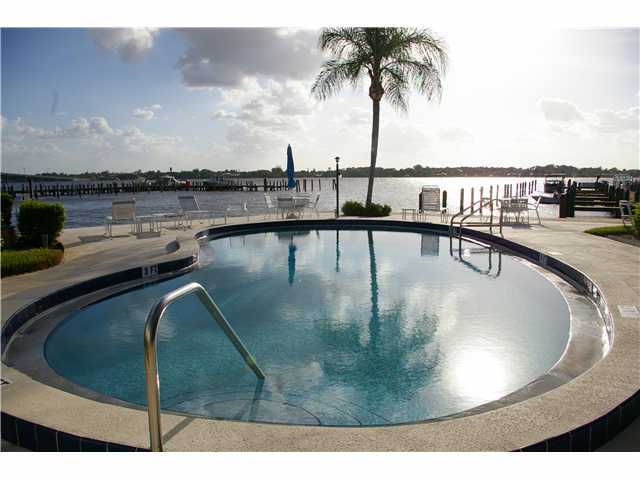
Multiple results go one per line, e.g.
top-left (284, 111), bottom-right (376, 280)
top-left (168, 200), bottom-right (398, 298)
top-left (144, 282), bottom-right (265, 452)
top-left (449, 197), bottom-right (503, 238)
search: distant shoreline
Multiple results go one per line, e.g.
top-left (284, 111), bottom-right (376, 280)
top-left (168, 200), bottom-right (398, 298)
top-left (1, 171), bottom-right (636, 184)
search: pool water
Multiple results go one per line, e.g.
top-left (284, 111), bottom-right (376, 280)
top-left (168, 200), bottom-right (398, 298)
top-left (45, 228), bottom-right (570, 426)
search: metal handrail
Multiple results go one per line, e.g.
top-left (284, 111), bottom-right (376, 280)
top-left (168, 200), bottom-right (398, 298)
top-left (144, 282), bottom-right (265, 452)
top-left (449, 197), bottom-right (503, 238)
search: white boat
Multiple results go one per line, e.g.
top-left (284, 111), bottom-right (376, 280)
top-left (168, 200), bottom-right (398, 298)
top-left (531, 174), bottom-right (567, 204)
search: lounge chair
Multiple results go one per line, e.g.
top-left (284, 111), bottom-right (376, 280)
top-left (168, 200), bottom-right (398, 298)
top-left (418, 186), bottom-right (447, 222)
top-left (178, 195), bottom-right (219, 227)
top-left (264, 194), bottom-right (277, 218)
top-left (104, 199), bottom-right (136, 238)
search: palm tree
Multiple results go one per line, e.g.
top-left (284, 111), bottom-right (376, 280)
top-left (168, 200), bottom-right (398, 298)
top-left (311, 28), bottom-right (448, 208)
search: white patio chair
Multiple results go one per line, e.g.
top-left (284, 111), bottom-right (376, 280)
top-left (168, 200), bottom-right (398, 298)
top-left (528, 196), bottom-right (542, 225)
top-left (264, 194), bottom-right (277, 219)
top-left (620, 200), bottom-right (633, 226)
top-left (418, 186), bottom-right (447, 222)
top-left (305, 194), bottom-right (321, 218)
top-left (225, 202), bottom-right (250, 223)
top-left (502, 198), bottom-right (529, 224)
top-left (104, 199), bottom-right (136, 239)
top-left (178, 195), bottom-right (218, 227)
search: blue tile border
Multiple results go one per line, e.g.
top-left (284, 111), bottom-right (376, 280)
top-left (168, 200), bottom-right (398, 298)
top-left (1, 218), bottom-right (637, 451)
top-left (1, 412), bottom-right (147, 452)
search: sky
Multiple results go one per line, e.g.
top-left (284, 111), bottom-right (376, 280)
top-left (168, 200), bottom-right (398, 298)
top-left (1, 27), bottom-right (638, 174)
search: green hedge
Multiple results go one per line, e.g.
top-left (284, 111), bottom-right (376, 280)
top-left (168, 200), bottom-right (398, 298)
top-left (632, 203), bottom-right (640, 238)
top-left (1, 192), bottom-right (14, 226)
top-left (1, 248), bottom-right (64, 277)
top-left (17, 200), bottom-right (66, 247)
top-left (341, 200), bottom-right (392, 217)
top-left (584, 225), bottom-right (631, 237)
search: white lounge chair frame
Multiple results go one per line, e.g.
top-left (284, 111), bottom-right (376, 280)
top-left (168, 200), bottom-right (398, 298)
top-left (418, 186), bottom-right (447, 222)
top-left (104, 199), bottom-right (136, 239)
top-left (263, 194), bottom-right (277, 218)
top-left (178, 195), bottom-right (218, 227)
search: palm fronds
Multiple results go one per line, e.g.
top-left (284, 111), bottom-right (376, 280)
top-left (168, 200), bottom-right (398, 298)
top-left (312, 27), bottom-right (448, 110)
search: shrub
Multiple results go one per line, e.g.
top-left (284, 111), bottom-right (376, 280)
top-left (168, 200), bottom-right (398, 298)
top-left (341, 200), bottom-right (392, 217)
top-left (1, 248), bottom-right (64, 277)
top-left (1, 192), bottom-right (14, 226)
top-left (17, 200), bottom-right (66, 247)
top-left (1, 226), bottom-right (17, 249)
top-left (632, 203), bottom-right (640, 238)
top-left (584, 225), bottom-right (630, 237)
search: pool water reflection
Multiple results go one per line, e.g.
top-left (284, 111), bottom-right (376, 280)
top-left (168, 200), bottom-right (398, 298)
top-left (45, 228), bottom-right (570, 425)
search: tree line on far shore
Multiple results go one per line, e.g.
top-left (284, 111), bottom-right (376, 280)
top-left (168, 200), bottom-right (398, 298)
top-left (18, 164), bottom-right (640, 182)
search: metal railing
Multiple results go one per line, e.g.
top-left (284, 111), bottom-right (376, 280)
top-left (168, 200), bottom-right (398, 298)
top-left (449, 197), bottom-right (504, 239)
top-left (449, 236), bottom-right (503, 278)
top-left (144, 282), bottom-right (265, 452)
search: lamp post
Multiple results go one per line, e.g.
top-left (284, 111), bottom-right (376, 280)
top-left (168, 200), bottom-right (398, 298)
top-left (335, 156), bottom-right (340, 218)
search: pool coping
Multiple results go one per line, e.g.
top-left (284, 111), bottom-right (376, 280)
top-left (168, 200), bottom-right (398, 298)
top-left (2, 223), bottom-right (608, 429)
top-left (1, 218), bottom-right (639, 451)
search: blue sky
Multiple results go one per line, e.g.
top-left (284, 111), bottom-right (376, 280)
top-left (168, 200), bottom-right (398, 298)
top-left (1, 27), bottom-right (638, 174)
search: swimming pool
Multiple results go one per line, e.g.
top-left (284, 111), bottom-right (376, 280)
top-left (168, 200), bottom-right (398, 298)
top-left (43, 226), bottom-right (573, 427)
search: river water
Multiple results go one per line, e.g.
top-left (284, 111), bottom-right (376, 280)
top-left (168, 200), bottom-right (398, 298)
top-left (4, 176), bottom-right (604, 228)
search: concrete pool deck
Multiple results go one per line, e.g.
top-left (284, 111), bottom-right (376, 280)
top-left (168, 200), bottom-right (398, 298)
top-left (1, 213), bottom-right (638, 451)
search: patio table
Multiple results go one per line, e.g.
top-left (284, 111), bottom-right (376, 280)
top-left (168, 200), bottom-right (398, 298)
top-left (277, 196), bottom-right (310, 219)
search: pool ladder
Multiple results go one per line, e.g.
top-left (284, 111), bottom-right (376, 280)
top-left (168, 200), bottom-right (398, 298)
top-left (449, 197), bottom-right (504, 240)
top-left (144, 282), bottom-right (265, 452)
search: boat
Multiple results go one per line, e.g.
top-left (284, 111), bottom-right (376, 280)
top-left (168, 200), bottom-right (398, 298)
top-left (531, 174), bottom-right (567, 204)
top-left (154, 175), bottom-right (185, 186)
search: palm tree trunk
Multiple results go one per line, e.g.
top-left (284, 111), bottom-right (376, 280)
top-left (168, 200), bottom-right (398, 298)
top-left (366, 99), bottom-right (380, 208)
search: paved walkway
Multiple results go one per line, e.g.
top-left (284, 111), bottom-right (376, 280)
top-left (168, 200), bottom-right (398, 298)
top-left (1, 212), bottom-right (638, 451)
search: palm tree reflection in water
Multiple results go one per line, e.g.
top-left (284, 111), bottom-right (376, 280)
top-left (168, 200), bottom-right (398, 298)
top-left (319, 229), bottom-right (441, 418)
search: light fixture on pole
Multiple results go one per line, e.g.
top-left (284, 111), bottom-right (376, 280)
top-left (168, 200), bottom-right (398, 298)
top-left (335, 156), bottom-right (340, 218)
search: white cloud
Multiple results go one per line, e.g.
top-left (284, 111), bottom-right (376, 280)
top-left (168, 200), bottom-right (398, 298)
top-left (1, 116), bottom-right (186, 173)
top-left (591, 107), bottom-right (639, 133)
top-left (132, 104), bottom-right (163, 120)
top-left (89, 28), bottom-right (158, 62)
top-left (538, 98), bottom-right (639, 141)
top-left (538, 98), bottom-right (585, 123)
top-left (211, 79), bottom-right (317, 157)
top-left (132, 108), bottom-right (155, 120)
top-left (438, 127), bottom-right (473, 143)
top-left (175, 28), bottom-right (322, 88)
top-left (38, 116), bottom-right (115, 138)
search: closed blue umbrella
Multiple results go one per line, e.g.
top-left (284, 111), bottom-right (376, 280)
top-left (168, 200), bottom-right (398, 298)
top-left (286, 144), bottom-right (295, 190)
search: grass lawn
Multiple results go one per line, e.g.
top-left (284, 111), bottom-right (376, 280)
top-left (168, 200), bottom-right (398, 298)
top-left (1, 248), bottom-right (64, 277)
top-left (584, 225), bottom-right (640, 247)
top-left (584, 225), bottom-right (633, 237)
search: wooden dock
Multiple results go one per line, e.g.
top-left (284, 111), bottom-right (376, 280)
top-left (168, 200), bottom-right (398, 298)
top-left (561, 180), bottom-right (638, 218)
top-left (1, 177), bottom-right (323, 199)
